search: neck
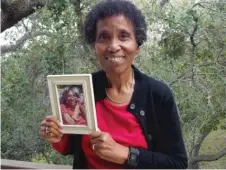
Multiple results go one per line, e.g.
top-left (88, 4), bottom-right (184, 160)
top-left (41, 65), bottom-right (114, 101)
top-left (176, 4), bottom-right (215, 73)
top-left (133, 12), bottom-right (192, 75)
top-left (106, 67), bottom-right (133, 92)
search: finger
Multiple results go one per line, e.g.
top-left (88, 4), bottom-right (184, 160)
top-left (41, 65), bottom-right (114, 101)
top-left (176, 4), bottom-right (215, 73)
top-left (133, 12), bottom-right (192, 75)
top-left (40, 120), bottom-right (49, 133)
top-left (91, 142), bottom-right (106, 152)
top-left (45, 115), bottom-right (62, 128)
top-left (92, 143), bottom-right (101, 151)
top-left (41, 117), bottom-right (57, 128)
top-left (40, 125), bottom-right (52, 137)
top-left (40, 126), bottom-right (46, 132)
top-left (90, 137), bottom-right (103, 145)
top-left (48, 126), bottom-right (63, 138)
top-left (40, 130), bottom-right (49, 138)
top-left (40, 131), bottom-right (58, 143)
top-left (91, 134), bottom-right (108, 145)
top-left (41, 119), bottom-right (47, 127)
top-left (45, 121), bottom-right (63, 134)
top-left (40, 125), bottom-right (62, 137)
top-left (93, 144), bottom-right (99, 152)
top-left (90, 131), bottom-right (104, 139)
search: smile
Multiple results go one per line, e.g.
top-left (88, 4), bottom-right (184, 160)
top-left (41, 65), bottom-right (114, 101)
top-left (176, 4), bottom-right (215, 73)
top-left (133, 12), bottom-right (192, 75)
top-left (105, 56), bottom-right (125, 62)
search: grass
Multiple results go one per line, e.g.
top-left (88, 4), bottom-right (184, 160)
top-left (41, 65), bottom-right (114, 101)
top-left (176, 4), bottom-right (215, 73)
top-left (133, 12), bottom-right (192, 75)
top-left (199, 129), bottom-right (226, 169)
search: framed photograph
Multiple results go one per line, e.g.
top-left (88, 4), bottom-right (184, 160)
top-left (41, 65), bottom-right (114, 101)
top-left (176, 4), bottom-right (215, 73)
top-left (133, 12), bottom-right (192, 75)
top-left (47, 74), bottom-right (98, 134)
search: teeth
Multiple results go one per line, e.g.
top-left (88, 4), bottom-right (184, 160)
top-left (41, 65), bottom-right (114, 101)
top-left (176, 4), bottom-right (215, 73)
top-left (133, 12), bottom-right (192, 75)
top-left (108, 57), bottom-right (122, 62)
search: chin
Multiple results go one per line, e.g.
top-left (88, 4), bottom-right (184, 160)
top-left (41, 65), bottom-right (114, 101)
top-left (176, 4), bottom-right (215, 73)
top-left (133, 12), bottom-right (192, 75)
top-left (104, 65), bottom-right (129, 75)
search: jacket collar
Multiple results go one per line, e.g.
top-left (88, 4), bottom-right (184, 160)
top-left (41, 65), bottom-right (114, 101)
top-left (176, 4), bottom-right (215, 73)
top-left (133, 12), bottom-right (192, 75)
top-left (92, 64), bottom-right (146, 103)
top-left (92, 64), bottom-right (143, 86)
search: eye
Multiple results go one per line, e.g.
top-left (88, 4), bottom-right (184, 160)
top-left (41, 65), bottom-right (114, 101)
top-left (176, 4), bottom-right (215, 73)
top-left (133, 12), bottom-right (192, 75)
top-left (119, 31), bottom-right (130, 40)
top-left (97, 32), bottom-right (109, 41)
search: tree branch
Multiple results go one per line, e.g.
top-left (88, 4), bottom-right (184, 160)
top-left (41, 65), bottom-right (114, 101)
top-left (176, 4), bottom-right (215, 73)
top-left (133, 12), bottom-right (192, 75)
top-left (191, 133), bottom-right (208, 158)
top-left (1, 31), bottom-right (52, 54)
top-left (188, 12), bottom-right (208, 93)
top-left (189, 127), bottom-right (197, 157)
top-left (169, 72), bottom-right (188, 86)
top-left (193, 2), bottom-right (226, 14)
top-left (157, 0), bottom-right (169, 8)
top-left (70, 0), bottom-right (83, 34)
top-left (189, 147), bottom-right (226, 166)
top-left (1, 0), bottom-right (49, 32)
top-left (189, 17), bottom-right (197, 83)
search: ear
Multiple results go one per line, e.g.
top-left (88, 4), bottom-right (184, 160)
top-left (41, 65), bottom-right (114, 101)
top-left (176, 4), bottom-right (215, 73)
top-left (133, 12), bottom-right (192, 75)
top-left (135, 46), bottom-right (140, 55)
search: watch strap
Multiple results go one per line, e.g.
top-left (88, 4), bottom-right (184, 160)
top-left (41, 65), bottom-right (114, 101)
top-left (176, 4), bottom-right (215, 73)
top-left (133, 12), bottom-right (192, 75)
top-left (126, 147), bottom-right (140, 168)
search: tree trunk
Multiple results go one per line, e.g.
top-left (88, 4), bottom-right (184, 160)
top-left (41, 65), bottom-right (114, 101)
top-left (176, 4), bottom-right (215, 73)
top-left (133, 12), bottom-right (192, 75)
top-left (1, 0), bottom-right (47, 32)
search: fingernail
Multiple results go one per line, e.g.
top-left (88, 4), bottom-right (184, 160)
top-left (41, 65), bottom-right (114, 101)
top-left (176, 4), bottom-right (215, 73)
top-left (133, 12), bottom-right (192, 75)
top-left (57, 121), bottom-right (62, 126)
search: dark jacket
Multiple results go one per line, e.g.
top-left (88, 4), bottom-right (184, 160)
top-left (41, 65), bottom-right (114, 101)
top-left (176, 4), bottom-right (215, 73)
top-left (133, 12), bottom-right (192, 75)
top-left (67, 65), bottom-right (188, 169)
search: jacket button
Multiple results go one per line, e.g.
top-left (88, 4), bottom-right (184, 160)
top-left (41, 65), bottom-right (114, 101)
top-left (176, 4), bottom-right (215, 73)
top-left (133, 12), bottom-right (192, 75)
top-left (140, 110), bottom-right (145, 116)
top-left (148, 134), bottom-right (152, 140)
top-left (130, 103), bottom-right (135, 109)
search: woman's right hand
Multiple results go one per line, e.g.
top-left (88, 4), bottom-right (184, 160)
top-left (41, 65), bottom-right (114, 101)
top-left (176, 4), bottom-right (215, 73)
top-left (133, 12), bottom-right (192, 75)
top-left (40, 115), bottom-right (63, 143)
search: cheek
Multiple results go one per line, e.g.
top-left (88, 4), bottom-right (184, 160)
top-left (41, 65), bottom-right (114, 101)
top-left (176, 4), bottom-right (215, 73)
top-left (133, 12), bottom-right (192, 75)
top-left (124, 46), bottom-right (138, 57)
top-left (122, 40), bottom-right (138, 52)
top-left (95, 44), bottom-right (104, 56)
top-left (95, 45), bottom-right (106, 64)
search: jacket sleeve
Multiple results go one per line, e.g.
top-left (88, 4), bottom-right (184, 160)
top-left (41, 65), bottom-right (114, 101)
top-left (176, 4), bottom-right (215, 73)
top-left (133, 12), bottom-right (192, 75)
top-left (136, 86), bottom-right (188, 169)
top-left (52, 134), bottom-right (83, 156)
top-left (52, 134), bottom-right (70, 155)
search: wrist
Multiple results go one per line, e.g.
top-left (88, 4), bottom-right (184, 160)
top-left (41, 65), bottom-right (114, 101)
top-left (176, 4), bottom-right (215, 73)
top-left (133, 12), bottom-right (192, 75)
top-left (125, 147), bottom-right (140, 168)
top-left (119, 146), bottom-right (129, 164)
top-left (51, 134), bottom-right (64, 143)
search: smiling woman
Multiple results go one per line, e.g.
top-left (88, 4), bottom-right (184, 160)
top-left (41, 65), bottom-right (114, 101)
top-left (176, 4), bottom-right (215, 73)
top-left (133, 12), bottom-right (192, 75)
top-left (40, 0), bottom-right (188, 169)
top-left (95, 15), bottom-right (139, 75)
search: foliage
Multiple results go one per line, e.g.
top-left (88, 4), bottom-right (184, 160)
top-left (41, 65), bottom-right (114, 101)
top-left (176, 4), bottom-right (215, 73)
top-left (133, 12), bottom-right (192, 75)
top-left (1, 0), bottom-right (98, 165)
top-left (1, 0), bottom-right (225, 168)
top-left (199, 130), bottom-right (226, 168)
top-left (31, 143), bottom-right (73, 165)
top-left (1, 56), bottom-right (47, 160)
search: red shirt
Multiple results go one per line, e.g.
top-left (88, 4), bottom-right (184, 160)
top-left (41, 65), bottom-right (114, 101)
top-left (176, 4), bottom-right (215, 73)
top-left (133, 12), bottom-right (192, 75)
top-left (60, 104), bottom-right (75, 116)
top-left (53, 99), bottom-right (147, 168)
top-left (60, 104), bottom-right (87, 125)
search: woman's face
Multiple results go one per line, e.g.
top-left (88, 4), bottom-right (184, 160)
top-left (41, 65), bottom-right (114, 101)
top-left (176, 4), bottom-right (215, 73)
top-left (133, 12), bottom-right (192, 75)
top-left (95, 15), bottom-right (140, 74)
top-left (65, 91), bottom-right (76, 107)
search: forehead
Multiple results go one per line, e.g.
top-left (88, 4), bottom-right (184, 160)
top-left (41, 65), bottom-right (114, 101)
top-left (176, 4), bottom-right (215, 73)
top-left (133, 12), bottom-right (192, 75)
top-left (96, 15), bottom-right (135, 33)
top-left (65, 90), bottom-right (73, 95)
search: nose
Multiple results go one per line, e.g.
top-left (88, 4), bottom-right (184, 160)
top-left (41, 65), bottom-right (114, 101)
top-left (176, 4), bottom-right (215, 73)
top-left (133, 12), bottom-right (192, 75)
top-left (107, 39), bottom-right (121, 53)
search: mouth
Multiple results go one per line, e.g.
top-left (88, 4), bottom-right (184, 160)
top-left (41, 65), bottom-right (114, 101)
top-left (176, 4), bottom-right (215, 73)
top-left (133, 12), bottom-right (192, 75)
top-left (105, 56), bottom-right (125, 62)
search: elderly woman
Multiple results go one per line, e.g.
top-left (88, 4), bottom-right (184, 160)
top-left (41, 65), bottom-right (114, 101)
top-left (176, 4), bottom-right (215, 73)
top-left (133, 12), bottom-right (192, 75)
top-left (40, 0), bottom-right (188, 169)
top-left (60, 86), bottom-right (87, 125)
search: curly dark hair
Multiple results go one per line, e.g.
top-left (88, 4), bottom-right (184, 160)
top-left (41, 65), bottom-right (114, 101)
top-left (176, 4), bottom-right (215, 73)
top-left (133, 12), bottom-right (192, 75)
top-left (84, 0), bottom-right (147, 47)
top-left (60, 86), bottom-right (81, 105)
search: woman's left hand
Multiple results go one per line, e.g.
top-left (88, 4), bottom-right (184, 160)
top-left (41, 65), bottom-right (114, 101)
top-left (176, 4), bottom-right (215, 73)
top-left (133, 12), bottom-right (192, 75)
top-left (90, 131), bottom-right (129, 164)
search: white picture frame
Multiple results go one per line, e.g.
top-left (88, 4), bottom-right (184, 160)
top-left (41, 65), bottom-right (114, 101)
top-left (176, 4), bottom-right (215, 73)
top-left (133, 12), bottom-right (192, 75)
top-left (47, 74), bottom-right (98, 134)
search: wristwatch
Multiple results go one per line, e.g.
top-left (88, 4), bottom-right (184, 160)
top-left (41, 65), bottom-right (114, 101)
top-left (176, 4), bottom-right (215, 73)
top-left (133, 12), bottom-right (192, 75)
top-left (126, 147), bottom-right (140, 168)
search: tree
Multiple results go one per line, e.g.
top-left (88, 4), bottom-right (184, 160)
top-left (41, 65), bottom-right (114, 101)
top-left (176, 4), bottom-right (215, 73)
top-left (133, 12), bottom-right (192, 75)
top-left (136, 0), bottom-right (226, 168)
top-left (1, 0), bottom-right (47, 32)
top-left (1, 0), bottom-right (98, 164)
top-left (1, 0), bottom-right (225, 168)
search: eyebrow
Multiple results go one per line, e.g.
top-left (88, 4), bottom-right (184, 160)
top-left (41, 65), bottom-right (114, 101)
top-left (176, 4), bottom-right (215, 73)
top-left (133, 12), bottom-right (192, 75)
top-left (97, 29), bottom-right (108, 34)
top-left (120, 28), bottom-right (132, 35)
top-left (97, 28), bottom-right (132, 35)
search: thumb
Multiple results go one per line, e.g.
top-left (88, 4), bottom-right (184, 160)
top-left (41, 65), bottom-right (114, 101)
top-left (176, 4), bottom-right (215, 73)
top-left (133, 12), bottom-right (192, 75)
top-left (97, 127), bottom-right (102, 132)
top-left (96, 126), bottom-right (101, 132)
